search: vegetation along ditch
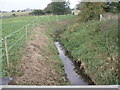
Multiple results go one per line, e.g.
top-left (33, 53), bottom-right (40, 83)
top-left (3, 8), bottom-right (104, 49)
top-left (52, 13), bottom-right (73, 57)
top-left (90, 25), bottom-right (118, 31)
top-left (54, 27), bottom-right (95, 85)
top-left (58, 18), bottom-right (119, 85)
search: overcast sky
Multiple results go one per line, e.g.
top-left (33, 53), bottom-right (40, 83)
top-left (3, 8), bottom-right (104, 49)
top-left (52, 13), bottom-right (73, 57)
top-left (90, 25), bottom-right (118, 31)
top-left (0, 0), bottom-right (81, 11)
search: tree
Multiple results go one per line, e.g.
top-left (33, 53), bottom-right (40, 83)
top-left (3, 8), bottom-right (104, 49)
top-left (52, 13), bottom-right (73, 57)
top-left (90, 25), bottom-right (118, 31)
top-left (103, 2), bottom-right (119, 13)
top-left (44, 3), bottom-right (53, 14)
top-left (51, 0), bottom-right (71, 15)
top-left (17, 10), bottom-right (21, 12)
top-left (11, 10), bottom-right (16, 12)
top-left (77, 2), bottom-right (105, 21)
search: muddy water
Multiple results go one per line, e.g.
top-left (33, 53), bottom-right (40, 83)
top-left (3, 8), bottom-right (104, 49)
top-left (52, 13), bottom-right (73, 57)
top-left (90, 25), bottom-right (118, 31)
top-left (55, 42), bottom-right (93, 85)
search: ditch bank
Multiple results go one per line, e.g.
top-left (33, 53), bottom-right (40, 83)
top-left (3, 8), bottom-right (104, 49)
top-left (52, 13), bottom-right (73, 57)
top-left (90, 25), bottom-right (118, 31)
top-left (55, 29), bottom-right (95, 85)
top-left (55, 19), bottom-right (119, 85)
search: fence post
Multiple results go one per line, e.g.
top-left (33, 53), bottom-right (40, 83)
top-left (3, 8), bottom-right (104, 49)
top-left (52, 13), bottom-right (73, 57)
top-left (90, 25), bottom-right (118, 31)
top-left (108, 15), bottom-right (111, 20)
top-left (100, 14), bottom-right (102, 21)
top-left (26, 25), bottom-right (28, 42)
top-left (56, 15), bottom-right (58, 21)
top-left (33, 20), bottom-right (35, 30)
top-left (36, 18), bottom-right (38, 26)
top-left (4, 37), bottom-right (10, 70)
top-left (100, 14), bottom-right (105, 21)
top-left (47, 15), bottom-right (50, 22)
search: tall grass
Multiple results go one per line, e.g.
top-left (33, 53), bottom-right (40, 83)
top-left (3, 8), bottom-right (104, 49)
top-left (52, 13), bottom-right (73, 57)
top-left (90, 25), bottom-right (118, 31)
top-left (60, 16), bottom-right (119, 85)
top-left (0, 17), bottom-right (2, 77)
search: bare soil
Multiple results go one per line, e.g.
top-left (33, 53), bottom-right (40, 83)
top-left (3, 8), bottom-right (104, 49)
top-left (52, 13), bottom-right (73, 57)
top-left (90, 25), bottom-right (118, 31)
top-left (11, 25), bottom-right (63, 85)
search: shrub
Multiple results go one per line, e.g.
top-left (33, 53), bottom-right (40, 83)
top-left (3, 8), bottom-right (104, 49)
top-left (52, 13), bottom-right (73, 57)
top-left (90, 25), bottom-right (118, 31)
top-left (12, 14), bottom-right (17, 17)
top-left (29, 10), bottom-right (45, 15)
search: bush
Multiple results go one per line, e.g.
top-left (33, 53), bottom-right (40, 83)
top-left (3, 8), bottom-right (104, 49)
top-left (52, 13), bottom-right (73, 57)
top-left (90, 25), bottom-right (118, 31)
top-left (29, 10), bottom-right (45, 15)
top-left (104, 2), bottom-right (119, 13)
top-left (12, 14), bottom-right (17, 17)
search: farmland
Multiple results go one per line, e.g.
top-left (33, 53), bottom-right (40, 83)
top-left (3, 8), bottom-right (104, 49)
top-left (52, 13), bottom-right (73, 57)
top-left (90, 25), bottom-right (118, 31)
top-left (1, 11), bottom-right (31, 18)
top-left (1, 15), bottom-right (75, 78)
top-left (0, 12), bottom-right (119, 85)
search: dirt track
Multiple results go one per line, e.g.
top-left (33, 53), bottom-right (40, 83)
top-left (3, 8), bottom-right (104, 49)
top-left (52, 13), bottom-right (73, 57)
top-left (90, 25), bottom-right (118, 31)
top-left (11, 25), bottom-right (63, 85)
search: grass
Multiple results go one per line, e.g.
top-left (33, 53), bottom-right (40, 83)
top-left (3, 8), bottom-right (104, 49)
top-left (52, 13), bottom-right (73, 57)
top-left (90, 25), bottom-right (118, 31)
top-left (59, 17), bottom-right (119, 85)
top-left (44, 31), bottom-right (70, 85)
top-left (1, 15), bottom-right (74, 78)
top-left (1, 16), bottom-right (36, 77)
top-left (0, 17), bottom-right (2, 77)
top-left (43, 16), bottom-right (75, 85)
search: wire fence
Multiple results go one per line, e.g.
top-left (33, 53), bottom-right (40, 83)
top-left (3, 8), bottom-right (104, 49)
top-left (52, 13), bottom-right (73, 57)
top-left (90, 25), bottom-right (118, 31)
top-left (0, 15), bottom-right (71, 76)
top-left (0, 16), bottom-right (40, 76)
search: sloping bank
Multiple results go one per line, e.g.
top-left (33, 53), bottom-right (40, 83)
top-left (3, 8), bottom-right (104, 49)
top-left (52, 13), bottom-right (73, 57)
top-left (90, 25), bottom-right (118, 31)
top-left (59, 19), bottom-right (119, 85)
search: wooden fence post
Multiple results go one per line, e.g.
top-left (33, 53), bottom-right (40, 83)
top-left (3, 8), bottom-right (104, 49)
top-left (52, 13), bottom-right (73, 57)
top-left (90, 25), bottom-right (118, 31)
top-left (36, 19), bottom-right (38, 26)
top-left (26, 25), bottom-right (28, 42)
top-left (4, 37), bottom-right (10, 70)
top-left (100, 14), bottom-right (105, 21)
top-left (33, 20), bottom-right (35, 30)
top-left (56, 15), bottom-right (58, 21)
top-left (48, 15), bottom-right (50, 22)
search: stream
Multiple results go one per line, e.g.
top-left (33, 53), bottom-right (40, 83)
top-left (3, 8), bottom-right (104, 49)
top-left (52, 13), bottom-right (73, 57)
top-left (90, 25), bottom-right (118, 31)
top-left (55, 42), bottom-right (94, 85)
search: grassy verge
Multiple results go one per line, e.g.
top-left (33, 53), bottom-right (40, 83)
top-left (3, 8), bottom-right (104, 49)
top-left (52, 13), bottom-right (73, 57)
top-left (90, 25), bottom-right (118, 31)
top-left (59, 18), bottom-right (119, 85)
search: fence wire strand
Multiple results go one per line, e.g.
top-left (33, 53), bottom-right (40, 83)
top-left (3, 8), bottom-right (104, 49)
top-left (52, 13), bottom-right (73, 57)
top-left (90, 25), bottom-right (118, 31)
top-left (5, 26), bottom-right (25, 38)
top-left (1, 16), bottom-right (59, 72)
top-left (0, 48), bottom-right (3, 52)
top-left (0, 53), bottom-right (5, 59)
top-left (8, 33), bottom-right (26, 51)
top-left (0, 39), bottom-right (3, 42)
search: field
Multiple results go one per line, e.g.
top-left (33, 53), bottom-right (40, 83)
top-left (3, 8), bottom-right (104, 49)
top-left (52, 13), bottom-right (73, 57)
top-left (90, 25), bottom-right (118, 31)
top-left (1, 11), bottom-right (31, 18)
top-left (1, 15), bottom-right (74, 77)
